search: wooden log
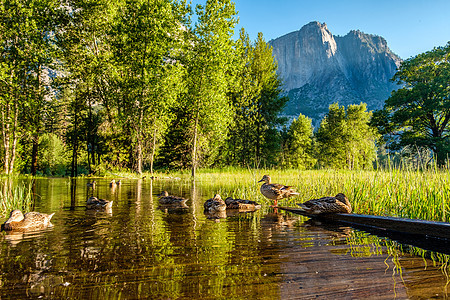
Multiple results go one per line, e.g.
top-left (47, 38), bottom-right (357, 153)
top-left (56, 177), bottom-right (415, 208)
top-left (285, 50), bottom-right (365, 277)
top-left (278, 206), bottom-right (450, 255)
top-left (277, 206), bottom-right (450, 240)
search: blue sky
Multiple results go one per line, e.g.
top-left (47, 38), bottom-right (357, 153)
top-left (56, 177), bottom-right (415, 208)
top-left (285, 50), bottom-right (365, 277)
top-left (191, 0), bottom-right (450, 59)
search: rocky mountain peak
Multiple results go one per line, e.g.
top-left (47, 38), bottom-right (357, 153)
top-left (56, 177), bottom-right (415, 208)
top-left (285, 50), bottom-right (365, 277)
top-left (269, 22), bottom-right (402, 126)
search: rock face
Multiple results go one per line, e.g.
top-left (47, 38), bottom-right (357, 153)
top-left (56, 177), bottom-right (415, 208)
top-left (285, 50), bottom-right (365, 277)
top-left (269, 21), bottom-right (401, 126)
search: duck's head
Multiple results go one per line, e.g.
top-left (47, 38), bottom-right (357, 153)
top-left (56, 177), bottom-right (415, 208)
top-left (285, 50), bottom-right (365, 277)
top-left (157, 191), bottom-right (169, 197)
top-left (5, 210), bottom-right (24, 223)
top-left (258, 175), bottom-right (271, 184)
top-left (87, 196), bottom-right (98, 204)
top-left (213, 194), bottom-right (222, 200)
top-left (335, 193), bottom-right (348, 203)
top-left (110, 179), bottom-right (116, 184)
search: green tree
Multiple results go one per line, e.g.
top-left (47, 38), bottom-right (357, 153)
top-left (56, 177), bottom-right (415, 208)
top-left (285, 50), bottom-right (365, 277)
top-left (282, 114), bottom-right (316, 169)
top-left (223, 31), bottom-right (287, 167)
top-left (253, 32), bottom-right (288, 166)
top-left (184, 0), bottom-right (237, 177)
top-left (38, 133), bottom-right (69, 175)
top-left (57, 0), bottom-right (121, 176)
top-left (111, 0), bottom-right (186, 175)
top-left (316, 103), bottom-right (377, 169)
top-left (0, 0), bottom-right (59, 174)
top-left (373, 43), bottom-right (450, 164)
top-left (223, 29), bottom-right (258, 166)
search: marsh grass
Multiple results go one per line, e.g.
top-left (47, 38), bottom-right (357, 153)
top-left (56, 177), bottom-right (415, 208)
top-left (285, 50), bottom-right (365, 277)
top-left (79, 166), bottom-right (450, 222)
top-left (191, 167), bottom-right (450, 222)
top-left (0, 180), bottom-right (34, 218)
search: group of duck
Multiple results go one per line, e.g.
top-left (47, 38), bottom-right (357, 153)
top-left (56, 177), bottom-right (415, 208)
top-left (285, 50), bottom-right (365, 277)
top-left (0, 175), bottom-right (352, 232)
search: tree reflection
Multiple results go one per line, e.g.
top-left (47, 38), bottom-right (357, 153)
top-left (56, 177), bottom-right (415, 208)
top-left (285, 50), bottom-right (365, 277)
top-left (1, 179), bottom-right (450, 299)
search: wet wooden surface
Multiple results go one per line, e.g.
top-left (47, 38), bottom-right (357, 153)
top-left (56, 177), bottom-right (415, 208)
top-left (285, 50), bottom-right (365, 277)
top-left (277, 207), bottom-right (450, 239)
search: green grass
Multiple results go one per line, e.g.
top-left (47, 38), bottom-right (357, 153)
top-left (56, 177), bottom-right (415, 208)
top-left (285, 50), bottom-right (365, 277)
top-left (0, 180), bottom-right (34, 218)
top-left (187, 167), bottom-right (450, 222)
top-left (71, 166), bottom-right (450, 222)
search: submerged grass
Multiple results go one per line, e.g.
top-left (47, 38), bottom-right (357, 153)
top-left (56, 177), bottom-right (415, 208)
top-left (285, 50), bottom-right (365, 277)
top-left (0, 180), bottom-right (34, 218)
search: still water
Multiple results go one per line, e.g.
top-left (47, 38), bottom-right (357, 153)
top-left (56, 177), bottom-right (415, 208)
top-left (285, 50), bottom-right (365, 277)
top-left (0, 178), bottom-right (449, 299)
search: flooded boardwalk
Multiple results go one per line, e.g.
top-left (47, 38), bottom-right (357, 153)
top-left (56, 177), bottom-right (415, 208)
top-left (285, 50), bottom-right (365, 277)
top-left (0, 178), bottom-right (449, 299)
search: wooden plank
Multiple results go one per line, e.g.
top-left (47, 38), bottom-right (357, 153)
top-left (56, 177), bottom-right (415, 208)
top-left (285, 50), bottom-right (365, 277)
top-left (277, 206), bottom-right (450, 240)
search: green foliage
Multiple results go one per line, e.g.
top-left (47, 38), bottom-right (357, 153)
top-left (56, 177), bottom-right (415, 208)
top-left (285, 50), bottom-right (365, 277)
top-left (172, 0), bottom-right (238, 176)
top-left (38, 133), bottom-right (69, 176)
top-left (0, 0), bottom-right (395, 175)
top-left (282, 114), bottom-right (316, 169)
top-left (223, 30), bottom-right (288, 167)
top-left (111, 0), bottom-right (186, 174)
top-left (316, 103), bottom-right (378, 169)
top-left (0, 180), bottom-right (33, 217)
top-left (373, 42), bottom-right (450, 164)
top-left (0, 0), bottom-right (59, 174)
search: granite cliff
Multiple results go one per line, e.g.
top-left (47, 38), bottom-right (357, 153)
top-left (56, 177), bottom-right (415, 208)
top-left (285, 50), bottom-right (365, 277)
top-left (269, 21), bottom-right (402, 126)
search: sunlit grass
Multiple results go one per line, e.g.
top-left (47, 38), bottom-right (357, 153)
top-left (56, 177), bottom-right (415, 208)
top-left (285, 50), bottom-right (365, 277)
top-left (76, 165), bottom-right (450, 222)
top-left (0, 180), bottom-right (34, 218)
top-left (188, 167), bottom-right (450, 222)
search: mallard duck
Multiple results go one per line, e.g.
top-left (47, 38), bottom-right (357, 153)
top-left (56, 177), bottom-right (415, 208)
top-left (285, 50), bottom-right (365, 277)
top-left (109, 179), bottom-right (116, 187)
top-left (157, 191), bottom-right (188, 206)
top-left (258, 175), bottom-right (299, 206)
top-left (115, 179), bottom-right (122, 186)
top-left (297, 193), bottom-right (352, 215)
top-left (87, 180), bottom-right (96, 188)
top-left (203, 194), bottom-right (226, 213)
top-left (2, 210), bottom-right (55, 231)
top-left (224, 197), bottom-right (261, 210)
top-left (86, 196), bottom-right (113, 210)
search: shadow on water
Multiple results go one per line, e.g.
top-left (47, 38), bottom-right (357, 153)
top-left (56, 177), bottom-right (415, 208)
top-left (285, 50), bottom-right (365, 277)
top-left (0, 178), bottom-right (449, 299)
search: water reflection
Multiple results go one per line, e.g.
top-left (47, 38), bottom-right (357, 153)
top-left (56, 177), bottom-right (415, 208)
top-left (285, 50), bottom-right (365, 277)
top-left (0, 178), bottom-right (449, 299)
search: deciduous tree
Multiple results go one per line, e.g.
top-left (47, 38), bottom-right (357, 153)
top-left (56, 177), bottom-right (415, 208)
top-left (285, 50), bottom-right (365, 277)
top-left (282, 114), bottom-right (316, 169)
top-left (316, 103), bottom-right (377, 169)
top-left (373, 43), bottom-right (450, 164)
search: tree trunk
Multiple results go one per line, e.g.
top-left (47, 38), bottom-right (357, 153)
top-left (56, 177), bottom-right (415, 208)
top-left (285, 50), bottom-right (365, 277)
top-left (71, 111), bottom-right (79, 177)
top-left (136, 108), bottom-right (144, 175)
top-left (150, 128), bottom-right (157, 176)
top-left (31, 134), bottom-right (38, 175)
top-left (1, 99), bottom-right (19, 174)
top-left (2, 103), bottom-right (11, 174)
top-left (136, 139), bottom-right (143, 175)
top-left (191, 110), bottom-right (200, 178)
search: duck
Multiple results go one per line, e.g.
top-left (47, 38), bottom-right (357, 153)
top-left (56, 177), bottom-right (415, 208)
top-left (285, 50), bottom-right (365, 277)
top-left (258, 175), bottom-right (299, 206)
top-left (203, 194), bottom-right (226, 213)
top-left (86, 180), bottom-right (96, 188)
top-left (224, 197), bottom-right (261, 210)
top-left (2, 210), bottom-right (55, 231)
top-left (86, 196), bottom-right (113, 210)
top-left (157, 191), bottom-right (188, 207)
top-left (297, 193), bottom-right (352, 215)
top-left (109, 179), bottom-right (116, 187)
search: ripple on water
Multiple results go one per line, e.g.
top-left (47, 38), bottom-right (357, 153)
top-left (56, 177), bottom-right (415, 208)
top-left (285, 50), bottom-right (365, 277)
top-left (0, 178), bottom-right (449, 299)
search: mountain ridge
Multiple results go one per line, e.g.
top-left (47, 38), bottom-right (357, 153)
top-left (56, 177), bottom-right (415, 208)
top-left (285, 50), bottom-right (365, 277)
top-left (269, 21), bottom-right (402, 126)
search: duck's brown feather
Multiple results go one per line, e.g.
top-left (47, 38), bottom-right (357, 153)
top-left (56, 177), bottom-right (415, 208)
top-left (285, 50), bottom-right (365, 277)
top-left (225, 197), bottom-right (261, 210)
top-left (298, 193), bottom-right (352, 215)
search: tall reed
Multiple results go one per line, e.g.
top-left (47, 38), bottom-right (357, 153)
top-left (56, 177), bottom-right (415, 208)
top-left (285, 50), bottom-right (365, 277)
top-left (191, 167), bottom-right (450, 222)
top-left (0, 180), bottom-right (34, 218)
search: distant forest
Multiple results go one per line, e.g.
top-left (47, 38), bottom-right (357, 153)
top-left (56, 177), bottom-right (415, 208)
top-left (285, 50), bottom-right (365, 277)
top-left (1, 0), bottom-right (449, 176)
